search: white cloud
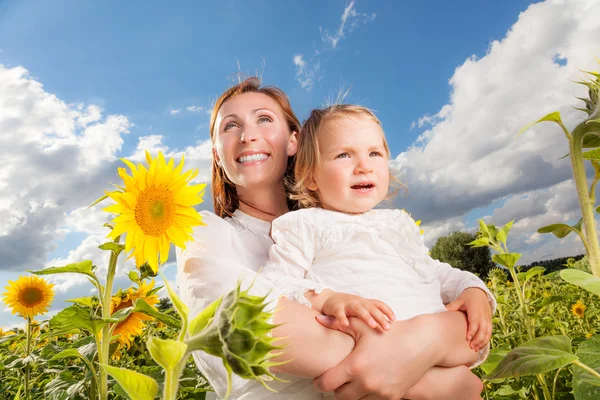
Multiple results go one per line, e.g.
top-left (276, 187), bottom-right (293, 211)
top-left (170, 109), bottom-right (181, 116)
top-left (128, 135), bottom-right (213, 183)
top-left (391, 0), bottom-right (600, 263)
top-left (293, 54), bottom-right (320, 91)
top-left (0, 64), bottom-right (131, 271)
top-left (321, 1), bottom-right (376, 49)
top-left (186, 105), bottom-right (205, 113)
top-left (292, 1), bottom-right (374, 91)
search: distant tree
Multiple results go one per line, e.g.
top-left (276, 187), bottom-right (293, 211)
top-left (430, 231), bottom-right (493, 278)
top-left (520, 254), bottom-right (585, 275)
top-left (157, 297), bottom-right (173, 312)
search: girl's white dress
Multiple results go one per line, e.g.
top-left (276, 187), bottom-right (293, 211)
top-left (260, 208), bottom-right (496, 364)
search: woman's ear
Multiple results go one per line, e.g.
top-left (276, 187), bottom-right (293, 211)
top-left (287, 131), bottom-right (298, 156)
top-left (213, 147), bottom-right (221, 166)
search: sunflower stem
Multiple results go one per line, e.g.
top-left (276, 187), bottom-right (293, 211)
top-left (24, 316), bottom-right (31, 400)
top-left (163, 359), bottom-right (186, 400)
top-left (573, 360), bottom-right (600, 380)
top-left (570, 121), bottom-right (600, 277)
top-left (98, 235), bottom-right (121, 400)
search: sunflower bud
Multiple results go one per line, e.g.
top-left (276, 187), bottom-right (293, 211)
top-left (578, 71), bottom-right (600, 119)
top-left (186, 282), bottom-right (284, 397)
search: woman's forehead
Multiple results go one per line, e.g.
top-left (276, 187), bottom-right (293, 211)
top-left (218, 92), bottom-right (281, 117)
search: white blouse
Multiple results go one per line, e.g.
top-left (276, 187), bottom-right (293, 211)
top-left (260, 208), bottom-right (496, 366)
top-left (176, 210), bottom-right (326, 400)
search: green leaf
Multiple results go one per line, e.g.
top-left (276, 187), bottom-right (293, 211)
top-left (496, 220), bottom-right (514, 247)
top-left (102, 306), bottom-right (133, 324)
top-left (492, 253), bottom-right (521, 270)
top-left (52, 348), bottom-right (97, 376)
top-left (44, 372), bottom-right (86, 400)
top-left (98, 242), bottom-right (125, 255)
top-left (128, 270), bottom-right (140, 283)
top-left (479, 345), bottom-right (511, 376)
top-left (573, 336), bottom-right (600, 399)
top-left (189, 296), bottom-right (223, 336)
top-left (146, 336), bottom-right (188, 371)
top-left (133, 298), bottom-right (181, 329)
top-left (100, 365), bottom-right (158, 400)
top-left (583, 133), bottom-right (600, 149)
top-left (560, 269), bottom-right (600, 297)
top-left (537, 219), bottom-right (583, 239)
top-left (596, 206), bottom-right (600, 214)
top-left (486, 335), bottom-right (578, 380)
top-left (65, 296), bottom-right (96, 308)
top-left (517, 111), bottom-right (564, 137)
top-left (583, 148), bottom-right (600, 162)
top-left (28, 260), bottom-right (96, 280)
top-left (539, 295), bottom-right (566, 309)
top-left (49, 304), bottom-right (104, 335)
top-left (161, 272), bottom-right (188, 323)
top-left (468, 237), bottom-right (490, 248)
top-left (525, 266), bottom-right (546, 282)
top-left (479, 220), bottom-right (490, 238)
top-left (88, 193), bottom-right (109, 208)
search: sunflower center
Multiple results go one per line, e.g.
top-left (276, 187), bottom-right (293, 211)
top-left (19, 287), bottom-right (43, 307)
top-left (135, 186), bottom-right (176, 236)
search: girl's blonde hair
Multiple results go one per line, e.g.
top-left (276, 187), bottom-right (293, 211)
top-left (209, 77), bottom-right (301, 218)
top-left (292, 104), bottom-right (399, 208)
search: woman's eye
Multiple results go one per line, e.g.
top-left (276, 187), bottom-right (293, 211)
top-left (370, 151), bottom-right (382, 157)
top-left (224, 121), bottom-right (239, 131)
top-left (335, 153), bottom-right (350, 159)
top-left (258, 115), bottom-right (272, 123)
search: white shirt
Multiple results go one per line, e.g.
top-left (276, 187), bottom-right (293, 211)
top-left (176, 210), bottom-right (326, 400)
top-left (260, 208), bottom-right (496, 366)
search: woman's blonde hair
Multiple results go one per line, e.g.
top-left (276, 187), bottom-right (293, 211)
top-left (209, 77), bottom-right (301, 218)
top-left (292, 104), bottom-right (399, 208)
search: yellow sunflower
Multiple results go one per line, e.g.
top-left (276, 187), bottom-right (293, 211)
top-left (104, 151), bottom-right (205, 273)
top-left (110, 279), bottom-right (160, 349)
top-left (571, 300), bottom-right (586, 319)
top-left (2, 275), bottom-right (55, 320)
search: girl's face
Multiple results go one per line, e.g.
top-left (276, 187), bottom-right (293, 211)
top-left (308, 115), bottom-right (390, 214)
top-left (213, 92), bottom-right (297, 190)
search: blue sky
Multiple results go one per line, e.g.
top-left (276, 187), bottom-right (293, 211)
top-left (1, 0), bottom-right (599, 328)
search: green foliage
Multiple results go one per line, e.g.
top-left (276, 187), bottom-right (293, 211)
top-left (430, 231), bottom-right (494, 278)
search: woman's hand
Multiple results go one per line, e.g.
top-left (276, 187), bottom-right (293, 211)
top-left (313, 314), bottom-right (442, 400)
top-left (314, 311), bottom-right (480, 400)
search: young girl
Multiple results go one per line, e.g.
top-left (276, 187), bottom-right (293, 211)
top-left (261, 105), bottom-right (496, 364)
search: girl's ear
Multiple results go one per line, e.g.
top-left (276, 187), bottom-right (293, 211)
top-left (287, 131), bottom-right (298, 156)
top-left (307, 174), bottom-right (318, 191)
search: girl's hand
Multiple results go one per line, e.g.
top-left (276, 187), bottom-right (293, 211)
top-left (322, 292), bottom-right (395, 331)
top-left (445, 287), bottom-right (492, 352)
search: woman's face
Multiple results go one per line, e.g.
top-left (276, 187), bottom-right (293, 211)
top-left (213, 92), bottom-right (297, 190)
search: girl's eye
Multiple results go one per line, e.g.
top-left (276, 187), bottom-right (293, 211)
top-left (224, 121), bottom-right (239, 131)
top-left (335, 153), bottom-right (350, 159)
top-left (370, 151), bottom-right (383, 157)
top-left (258, 115), bottom-right (272, 123)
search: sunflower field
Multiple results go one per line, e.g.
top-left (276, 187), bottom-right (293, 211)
top-left (1, 66), bottom-right (600, 400)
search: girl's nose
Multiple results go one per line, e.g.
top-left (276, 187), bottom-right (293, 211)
top-left (354, 157), bottom-right (373, 174)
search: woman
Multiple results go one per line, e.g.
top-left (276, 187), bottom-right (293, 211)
top-left (176, 77), bottom-right (486, 400)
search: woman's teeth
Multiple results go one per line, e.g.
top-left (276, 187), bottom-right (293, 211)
top-left (237, 153), bottom-right (269, 163)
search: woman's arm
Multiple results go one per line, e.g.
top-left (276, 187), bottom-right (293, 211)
top-left (313, 311), bottom-right (481, 400)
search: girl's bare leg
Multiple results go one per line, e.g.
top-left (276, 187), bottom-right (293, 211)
top-left (403, 366), bottom-right (483, 400)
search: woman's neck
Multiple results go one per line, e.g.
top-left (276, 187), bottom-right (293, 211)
top-left (236, 183), bottom-right (289, 223)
